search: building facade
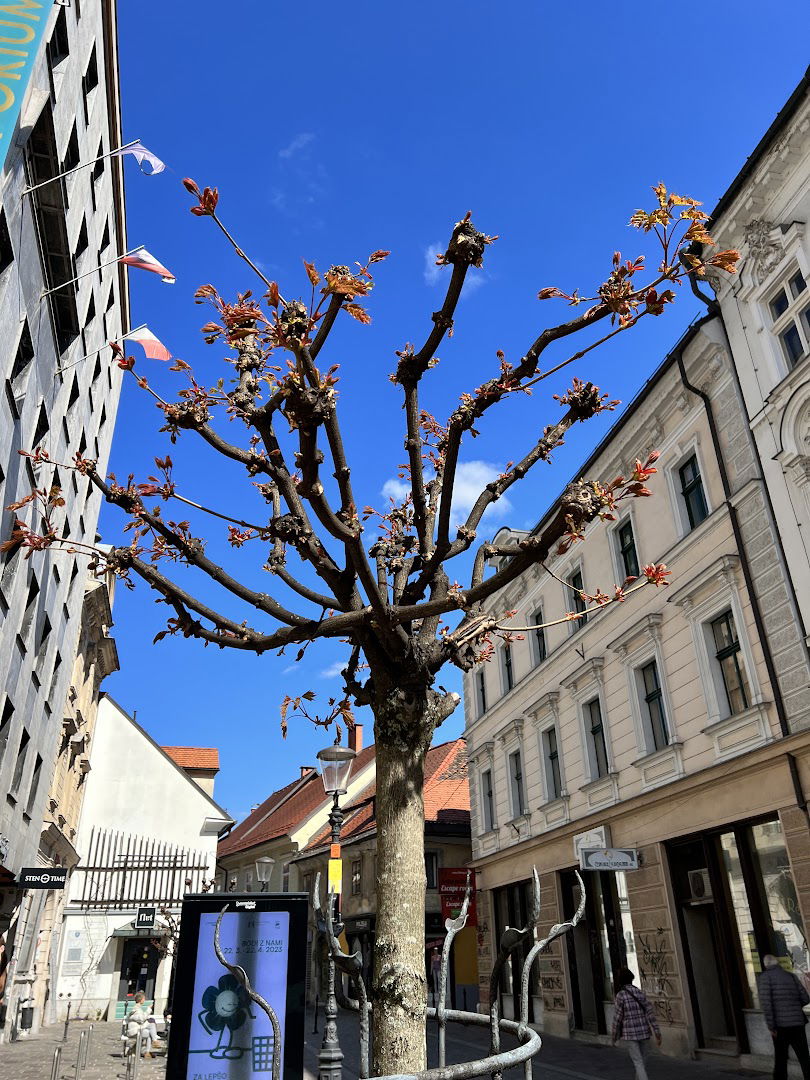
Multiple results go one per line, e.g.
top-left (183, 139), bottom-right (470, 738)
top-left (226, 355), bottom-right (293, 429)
top-left (55, 696), bottom-right (231, 1021)
top-left (0, 0), bottom-right (128, 1022)
top-left (464, 104), bottom-right (810, 1066)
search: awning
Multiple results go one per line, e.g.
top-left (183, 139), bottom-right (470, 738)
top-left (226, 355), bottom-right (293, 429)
top-left (111, 925), bottom-right (171, 938)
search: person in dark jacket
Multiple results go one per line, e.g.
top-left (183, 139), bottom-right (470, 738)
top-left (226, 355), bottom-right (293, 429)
top-left (759, 954), bottom-right (810, 1080)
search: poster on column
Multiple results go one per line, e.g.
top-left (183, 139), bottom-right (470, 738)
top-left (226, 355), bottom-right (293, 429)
top-left (167, 894), bottom-right (306, 1080)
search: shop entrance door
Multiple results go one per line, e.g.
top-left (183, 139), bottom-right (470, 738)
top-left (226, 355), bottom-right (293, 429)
top-left (492, 880), bottom-right (538, 1023)
top-left (117, 938), bottom-right (160, 1004)
top-left (667, 836), bottom-right (744, 1053)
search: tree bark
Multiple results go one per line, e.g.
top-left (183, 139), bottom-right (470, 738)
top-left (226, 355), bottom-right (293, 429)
top-left (371, 704), bottom-right (431, 1076)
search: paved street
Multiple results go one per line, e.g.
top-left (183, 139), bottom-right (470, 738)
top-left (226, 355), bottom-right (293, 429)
top-left (0, 1010), bottom-right (777, 1080)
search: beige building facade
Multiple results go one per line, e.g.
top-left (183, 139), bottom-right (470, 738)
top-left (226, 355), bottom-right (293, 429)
top-left (465, 257), bottom-right (810, 1066)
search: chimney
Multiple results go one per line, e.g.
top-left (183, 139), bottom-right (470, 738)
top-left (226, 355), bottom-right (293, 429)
top-left (300, 766), bottom-right (311, 779)
top-left (348, 724), bottom-right (363, 753)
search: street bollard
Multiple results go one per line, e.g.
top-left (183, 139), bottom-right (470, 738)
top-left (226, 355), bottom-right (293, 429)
top-left (75, 1029), bottom-right (86, 1077)
top-left (61, 995), bottom-right (72, 1042)
top-left (132, 1028), bottom-right (143, 1080)
top-left (85, 1024), bottom-right (93, 1066)
top-left (313, 994), bottom-right (319, 1034)
top-left (49, 1045), bottom-right (61, 1080)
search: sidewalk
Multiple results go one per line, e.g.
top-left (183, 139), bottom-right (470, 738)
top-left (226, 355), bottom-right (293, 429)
top-left (0, 1019), bottom-right (166, 1080)
top-left (0, 1010), bottom-right (777, 1079)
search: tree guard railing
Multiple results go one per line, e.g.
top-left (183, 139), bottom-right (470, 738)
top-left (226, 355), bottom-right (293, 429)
top-left (213, 868), bottom-right (585, 1080)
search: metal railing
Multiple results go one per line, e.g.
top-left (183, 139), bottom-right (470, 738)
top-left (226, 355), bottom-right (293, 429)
top-left (210, 866), bottom-right (585, 1080)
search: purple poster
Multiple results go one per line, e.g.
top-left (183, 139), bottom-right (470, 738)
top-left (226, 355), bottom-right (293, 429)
top-left (186, 909), bottom-right (290, 1079)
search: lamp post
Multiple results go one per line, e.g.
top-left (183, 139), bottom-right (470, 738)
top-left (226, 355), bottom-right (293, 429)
top-left (255, 856), bottom-right (274, 893)
top-left (315, 742), bottom-right (356, 1080)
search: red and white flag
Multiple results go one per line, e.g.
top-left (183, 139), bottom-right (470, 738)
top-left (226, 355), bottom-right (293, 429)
top-left (112, 141), bottom-right (166, 175)
top-left (124, 326), bottom-right (171, 363)
top-left (120, 247), bottom-right (175, 284)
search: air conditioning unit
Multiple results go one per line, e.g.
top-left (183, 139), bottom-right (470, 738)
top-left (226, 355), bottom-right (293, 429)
top-left (688, 868), bottom-right (712, 902)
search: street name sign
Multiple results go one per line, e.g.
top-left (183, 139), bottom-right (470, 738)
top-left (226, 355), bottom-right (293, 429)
top-left (19, 867), bottom-right (67, 889)
top-left (579, 848), bottom-right (639, 872)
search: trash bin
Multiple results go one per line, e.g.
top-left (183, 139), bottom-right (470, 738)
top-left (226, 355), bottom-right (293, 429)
top-left (19, 1006), bottom-right (34, 1030)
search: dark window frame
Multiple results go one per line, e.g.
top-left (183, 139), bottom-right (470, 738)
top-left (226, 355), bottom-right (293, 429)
top-left (640, 659), bottom-right (668, 751)
top-left (711, 610), bottom-right (750, 716)
top-left (617, 518), bottom-right (640, 579)
top-left (585, 696), bottom-right (609, 779)
top-left (679, 454), bottom-right (709, 530)
top-left (543, 726), bottom-right (562, 800)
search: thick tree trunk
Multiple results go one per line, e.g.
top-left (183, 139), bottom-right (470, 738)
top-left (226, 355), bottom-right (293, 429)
top-left (371, 711), bottom-right (430, 1076)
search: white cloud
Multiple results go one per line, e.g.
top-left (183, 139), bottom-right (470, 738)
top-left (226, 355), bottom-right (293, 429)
top-left (423, 242), bottom-right (486, 295)
top-left (278, 132), bottom-right (315, 160)
top-left (381, 461), bottom-right (512, 529)
top-left (319, 660), bottom-right (346, 679)
top-left (423, 243), bottom-right (444, 286)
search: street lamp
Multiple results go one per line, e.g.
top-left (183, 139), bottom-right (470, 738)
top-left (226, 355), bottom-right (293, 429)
top-left (316, 744), bottom-right (356, 847)
top-left (255, 856), bottom-right (275, 893)
top-left (315, 742), bottom-right (355, 1080)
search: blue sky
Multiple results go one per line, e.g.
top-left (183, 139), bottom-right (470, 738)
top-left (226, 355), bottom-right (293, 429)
top-left (100, 2), bottom-right (809, 821)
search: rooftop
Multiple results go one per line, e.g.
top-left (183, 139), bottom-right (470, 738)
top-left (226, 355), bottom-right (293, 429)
top-left (161, 746), bottom-right (220, 772)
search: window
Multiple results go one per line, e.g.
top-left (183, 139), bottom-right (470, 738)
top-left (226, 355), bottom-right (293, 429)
top-left (0, 209), bottom-right (12, 274)
top-left (532, 608), bottom-right (547, 664)
top-left (62, 124), bottom-right (80, 174)
top-left (20, 575), bottom-right (39, 641)
top-left (243, 868), bottom-right (253, 893)
top-left (425, 851), bottom-right (438, 889)
top-left (99, 219), bottom-right (110, 252)
top-left (617, 519), bottom-right (640, 579)
top-left (585, 697), bottom-right (609, 778)
top-left (281, 862), bottom-right (290, 893)
top-left (567, 569), bottom-right (587, 631)
top-left (81, 45), bottom-right (98, 125)
top-left (711, 611), bottom-right (750, 715)
top-left (542, 727), bottom-right (562, 801)
top-left (640, 660), bottom-right (668, 751)
top-left (33, 405), bottom-right (49, 450)
top-left (92, 139), bottom-right (104, 183)
top-left (0, 697), bottom-right (13, 764)
top-left (502, 642), bottom-right (514, 692)
top-left (26, 754), bottom-right (42, 814)
top-left (47, 7), bottom-right (69, 68)
top-left (11, 323), bottom-right (34, 384)
top-left (74, 217), bottom-right (88, 260)
top-left (679, 454), bottom-right (708, 529)
top-left (10, 727), bottom-right (30, 795)
top-left (351, 860), bottom-right (361, 895)
top-left (508, 749), bottom-right (526, 817)
top-left (476, 670), bottom-right (487, 717)
top-left (769, 270), bottom-right (809, 369)
top-left (481, 768), bottom-right (495, 830)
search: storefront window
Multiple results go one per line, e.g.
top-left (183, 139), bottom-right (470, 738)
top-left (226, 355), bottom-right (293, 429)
top-left (615, 871), bottom-right (640, 985)
top-left (751, 822), bottom-right (810, 985)
top-left (721, 831), bottom-right (759, 1007)
top-left (592, 874), bottom-right (615, 1001)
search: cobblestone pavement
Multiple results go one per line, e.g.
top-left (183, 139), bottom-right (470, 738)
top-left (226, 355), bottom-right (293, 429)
top-left (0, 1010), bottom-right (780, 1080)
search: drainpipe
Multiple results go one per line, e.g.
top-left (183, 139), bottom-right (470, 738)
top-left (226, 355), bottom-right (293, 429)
top-left (675, 351), bottom-right (790, 738)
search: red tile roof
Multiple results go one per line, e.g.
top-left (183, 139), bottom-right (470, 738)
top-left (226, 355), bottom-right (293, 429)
top-left (218, 744), bottom-right (377, 858)
top-left (162, 746), bottom-right (220, 771)
top-left (301, 738), bottom-right (469, 852)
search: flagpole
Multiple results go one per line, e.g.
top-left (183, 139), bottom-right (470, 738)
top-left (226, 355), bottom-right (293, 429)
top-left (55, 325), bottom-right (148, 374)
top-left (20, 140), bottom-right (141, 197)
top-left (41, 248), bottom-right (142, 298)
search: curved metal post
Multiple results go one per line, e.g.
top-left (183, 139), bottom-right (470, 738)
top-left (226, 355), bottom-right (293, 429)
top-left (315, 872), bottom-right (371, 1079)
top-left (518, 871), bottom-right (586, 1080)
top-left (487, 867), bottom-right (541, 1080)
top-left (214, 905), bottom-right (283, 1080)
top-left (437, 872), bottom-right (473, 1068)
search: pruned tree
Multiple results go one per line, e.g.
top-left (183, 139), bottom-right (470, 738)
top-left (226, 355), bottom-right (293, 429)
top-left (4, 181), bottom-right (737, 1073)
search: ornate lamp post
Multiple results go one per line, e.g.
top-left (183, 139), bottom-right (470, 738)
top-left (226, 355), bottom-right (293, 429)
top-left (315, 742), bottom-right (356, 1080)
top-left (255, 856), bottom-right (275, 892)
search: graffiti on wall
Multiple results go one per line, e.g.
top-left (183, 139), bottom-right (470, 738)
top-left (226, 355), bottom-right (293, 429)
top-left (637, 928), bottom-right (675, 1024)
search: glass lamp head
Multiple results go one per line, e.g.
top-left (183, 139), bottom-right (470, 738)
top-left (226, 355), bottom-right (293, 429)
top-left (316, 744), bottom-right (356, 796)
top-left (255, 856), bottom-right (275, 884)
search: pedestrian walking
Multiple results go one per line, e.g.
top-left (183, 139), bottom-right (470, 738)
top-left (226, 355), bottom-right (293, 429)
top-left (759, 954), bottom-right (810, 1080)
top-left (611, 968), bottom-right (661, 1080)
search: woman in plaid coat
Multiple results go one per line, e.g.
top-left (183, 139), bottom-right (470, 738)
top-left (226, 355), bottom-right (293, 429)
top-left (611, 968), bottom-right (661, 1079)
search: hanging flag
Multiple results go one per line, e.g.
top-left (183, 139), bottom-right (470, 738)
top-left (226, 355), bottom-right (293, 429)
top-left (120, 247), bottom-right (176, 284)
top-left (112, 141), bottom-right (165, 175)
top-left (125, 326), bottom-right (172, 363)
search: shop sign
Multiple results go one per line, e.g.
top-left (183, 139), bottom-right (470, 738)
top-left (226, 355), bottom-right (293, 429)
top-left (573, 826), bottom-right (611, 862)
top-left (135, 906), bottom-right (156, 930)
top-left (438, 868), bottom-right (477, 926)
top-left (579, 847), bottom-right (639, 872)
top-left (19, 867), bottom-right (67, 889)
top-left (167, 892), bottom-right (306, 1080)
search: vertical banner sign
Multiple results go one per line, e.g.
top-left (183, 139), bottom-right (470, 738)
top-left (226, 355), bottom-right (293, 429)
top-left (0, 1), bottom-right (51, 159)
top-left (438, 869), bottom-right (477, 926)
top-left (167, 894), bottom-right (306, 1080)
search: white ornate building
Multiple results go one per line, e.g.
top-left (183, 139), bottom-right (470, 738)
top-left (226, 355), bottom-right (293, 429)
top-left (464, 69), bottom-right (810, 1073)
